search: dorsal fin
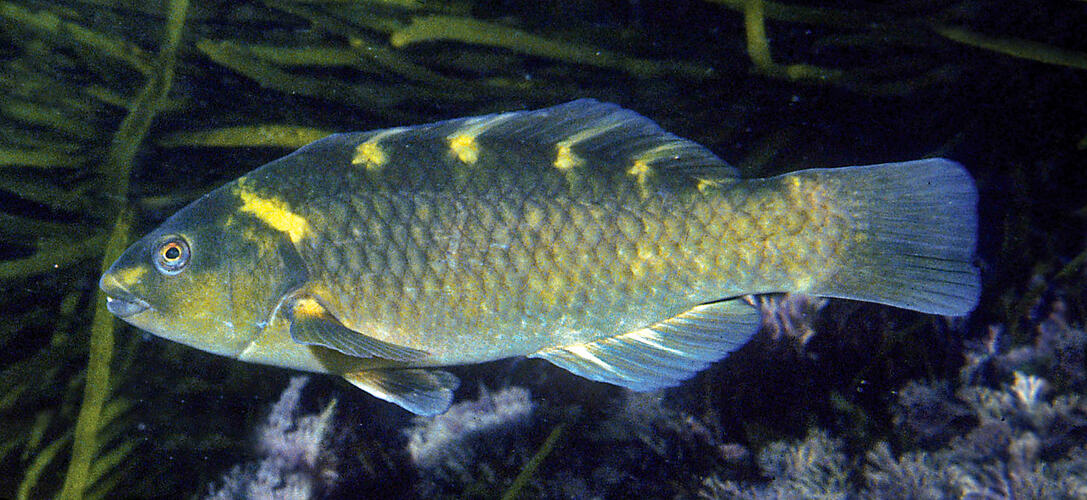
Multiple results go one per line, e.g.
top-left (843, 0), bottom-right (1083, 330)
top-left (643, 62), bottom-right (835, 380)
top-left (426, 99), bottom-right (739, 177)
top-left (279, 100), bottom-right (738, 196)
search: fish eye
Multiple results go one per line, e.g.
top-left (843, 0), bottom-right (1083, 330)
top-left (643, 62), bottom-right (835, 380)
top-left (153, 237), bottom-right (190, 276)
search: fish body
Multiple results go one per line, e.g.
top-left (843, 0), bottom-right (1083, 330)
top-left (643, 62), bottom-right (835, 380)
top-left (100, 100), bottom-right (980, 415)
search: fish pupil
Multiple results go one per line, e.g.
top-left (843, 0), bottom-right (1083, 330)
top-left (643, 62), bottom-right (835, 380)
top-left (164, 246), bottom-right (180, 260)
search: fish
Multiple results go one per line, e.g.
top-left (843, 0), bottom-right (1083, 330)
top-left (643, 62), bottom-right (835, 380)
top-left (99, 99), bottom-right (980, 416)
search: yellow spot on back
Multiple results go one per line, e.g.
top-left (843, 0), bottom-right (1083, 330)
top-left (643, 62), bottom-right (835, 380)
top-left (552, 122), bottom-right (621, 171)
top-left (627, 160), bottom-right (652, 183)
top-left (553, 144), bottom-right (583, 170)
top-left (448, 134), bottom-right (479, 164)
top-left (236, 187), bottom-right (312, 245)
top-left (442, 112), bottom-right (519, 166)
top-left (351, 127), bottom-right (405, 170)
top-left (696, 177), bottom-right (722, 193)
top-left (353, 142), bottom-right (386, 169)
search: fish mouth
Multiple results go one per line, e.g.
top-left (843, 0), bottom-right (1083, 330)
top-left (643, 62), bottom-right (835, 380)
top-left (99, 274), bottom-right (151, 318)
top-left (105, 295), bottom-right (150, 318)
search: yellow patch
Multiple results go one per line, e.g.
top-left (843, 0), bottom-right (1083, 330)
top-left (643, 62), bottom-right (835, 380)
top-left (293, 297), bottom-right (326, 318)
top-left (351, 127), bottom-right (405, 170)
top-left (627, 160), bottom-right (652, 183)
top-left (352, 142), bottom-right (386, 169)
top-left (236, 187), bottom-right (312, 245)
top-left (447, 134), bottom-right (479, 164)
top-left (552, 122), bottom-right (622, 171)
top-left (443, 112), bottom-right (515, 166)
top-left (524, 203), bottom-right (545, 228)
top-left (113, 266), bottom-right (147, 284)
top-left (553, 144), bottom-right (583, 170)
top-left (696, 177), bottom-right (722, 193)
top-left (793, 276), bottom-right (814, 292)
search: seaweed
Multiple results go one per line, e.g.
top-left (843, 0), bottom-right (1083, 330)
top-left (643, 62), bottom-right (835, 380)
top-left (1, 0), bottom-right (189, 497)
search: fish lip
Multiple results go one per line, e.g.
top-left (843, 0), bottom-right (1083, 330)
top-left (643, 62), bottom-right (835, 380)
top-left (99, 273), bottom-right (151, 318)
top-left (105, 295), bottom-right (150, 318)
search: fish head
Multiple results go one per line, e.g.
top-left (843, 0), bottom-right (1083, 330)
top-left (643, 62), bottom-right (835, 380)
top-left (100, 187), bottom-right (307, 359)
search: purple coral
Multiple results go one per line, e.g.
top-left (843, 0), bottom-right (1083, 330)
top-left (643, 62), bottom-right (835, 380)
top-left (206, 377), bottom-right (338, 500)
top-left (405, 386), bottom-right (534, 469)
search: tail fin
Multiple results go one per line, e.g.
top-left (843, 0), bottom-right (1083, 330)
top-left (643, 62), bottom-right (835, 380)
top-left (808, 159), bottom-right (980, 316)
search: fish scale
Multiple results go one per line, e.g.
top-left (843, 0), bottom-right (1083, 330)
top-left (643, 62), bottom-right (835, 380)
top-left (301, 182), bottom-right (769, 363)
top-left (100, 99), bottom-right (980, 415)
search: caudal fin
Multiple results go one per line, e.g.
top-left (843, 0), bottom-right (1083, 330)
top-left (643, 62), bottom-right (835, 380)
top-left (810, 159), bottom-right (980, 316)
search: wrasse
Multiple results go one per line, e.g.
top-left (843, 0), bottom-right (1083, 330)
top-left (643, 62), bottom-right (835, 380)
top-left (100, 100), bottom-right (979, 415)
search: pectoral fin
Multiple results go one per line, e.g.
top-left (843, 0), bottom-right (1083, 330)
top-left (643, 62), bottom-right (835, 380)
top-left (529, 298), bottom-right (760, 391)
top-left (344, 368), bottom-right (460, 416)
top-left (288, 295), bottom-right (428, 362)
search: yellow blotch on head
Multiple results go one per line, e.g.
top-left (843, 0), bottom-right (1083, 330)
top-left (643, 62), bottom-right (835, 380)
top-left (236, 187), bottom-right (312, 245)
top-left (554, 144), bottom-right (583, 171)
top-left (448, 134), bottom-right (479, 164)
top-left (113, 265), bottom-right (147, 284)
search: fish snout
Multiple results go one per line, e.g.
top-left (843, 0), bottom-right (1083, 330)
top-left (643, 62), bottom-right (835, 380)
top-left (100, 273), bottom-right (150, 318)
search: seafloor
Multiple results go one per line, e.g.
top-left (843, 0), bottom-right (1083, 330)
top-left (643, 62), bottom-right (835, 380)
top-left (0, 1), bottom-right (1084, 498)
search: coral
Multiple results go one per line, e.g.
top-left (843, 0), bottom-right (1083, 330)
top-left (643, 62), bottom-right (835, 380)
top-left (405, 386), bottom-right (536, 495)
top-left (699, 429), bottom-right (850, 499)
top-left (753, 293), bottom-right (828, 347)
top-left (939, 373), bottom-right (1086, 496)
top-left (700, 292), bottom-right (1087, 499)
top-left (754, 429), bottom-right (850, 499)
top-left (534, 390), bottom-right (733, 499)
top-left (206, 377), bottom-right (338, 500)
top-left (961, 300), bottom-right (1087, 392)
top-left (863, 443), bottom-right (954, 499)
top-left (406, 386), bottom-right (535, 470)
top-left (867, 370), bottom-right (1087, 499)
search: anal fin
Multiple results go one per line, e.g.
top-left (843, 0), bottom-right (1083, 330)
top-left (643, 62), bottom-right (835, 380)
top-left (288, 295), bottom-right (428, 362)
top-left (344, 368), bottom-right (460, 416)
top-left (529, 298), bottom-right (760, 391)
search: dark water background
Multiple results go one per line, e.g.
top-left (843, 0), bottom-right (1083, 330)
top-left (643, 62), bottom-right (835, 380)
top-left (1, 0), bottom-right (1085, 498)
